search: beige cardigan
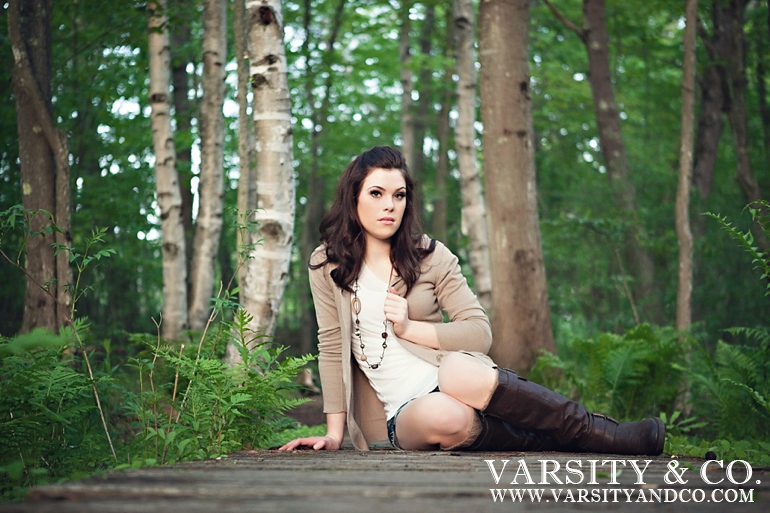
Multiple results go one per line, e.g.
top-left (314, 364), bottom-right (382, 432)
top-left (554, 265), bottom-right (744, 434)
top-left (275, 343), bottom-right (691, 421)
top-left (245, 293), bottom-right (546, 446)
top-left (309, 238), bottom-right (494, 450)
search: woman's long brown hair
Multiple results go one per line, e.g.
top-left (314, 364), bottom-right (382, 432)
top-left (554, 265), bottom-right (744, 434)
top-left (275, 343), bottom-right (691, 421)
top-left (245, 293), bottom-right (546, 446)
top-left (309, 146), bottom-right (434, 293)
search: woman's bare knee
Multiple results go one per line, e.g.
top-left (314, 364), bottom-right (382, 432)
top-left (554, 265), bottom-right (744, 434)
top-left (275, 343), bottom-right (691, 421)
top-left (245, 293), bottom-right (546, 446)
top-left (437, 352), bottom-right (497, 409)
top-left (395, 393), bottom-right (473, 450)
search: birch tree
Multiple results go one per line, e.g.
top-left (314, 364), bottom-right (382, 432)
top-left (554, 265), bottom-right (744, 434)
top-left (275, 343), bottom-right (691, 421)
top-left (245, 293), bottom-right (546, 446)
top-left (188, 0), bottom-right (227, 331)
top-left (148, 0), bottom-right (188, 340)
top-left (227, 0), bottom-right (295, 363)
top-left (453, 0), bottom-right (491, 312)
top-left (676, 0), bottom-right (697, 332)
top-left (479, 0), bottom-right (555, 373)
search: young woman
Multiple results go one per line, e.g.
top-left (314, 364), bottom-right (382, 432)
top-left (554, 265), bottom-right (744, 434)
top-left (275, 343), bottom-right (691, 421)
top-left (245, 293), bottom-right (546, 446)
top-left (280, 146), bottom-right (665, 454)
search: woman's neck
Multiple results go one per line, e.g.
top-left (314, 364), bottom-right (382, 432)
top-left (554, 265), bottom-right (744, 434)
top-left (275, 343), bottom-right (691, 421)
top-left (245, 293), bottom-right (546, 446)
top-left (363, 236), bottom-right (393, 282)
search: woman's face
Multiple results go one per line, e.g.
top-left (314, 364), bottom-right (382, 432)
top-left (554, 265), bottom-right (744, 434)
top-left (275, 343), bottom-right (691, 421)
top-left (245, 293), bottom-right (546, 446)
top-left (356, 167), bottom-right (407, 244)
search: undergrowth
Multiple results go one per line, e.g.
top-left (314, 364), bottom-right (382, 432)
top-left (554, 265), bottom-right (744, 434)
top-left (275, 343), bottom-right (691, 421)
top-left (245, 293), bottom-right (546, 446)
top-left (0, 207), bottom-right (315, 500)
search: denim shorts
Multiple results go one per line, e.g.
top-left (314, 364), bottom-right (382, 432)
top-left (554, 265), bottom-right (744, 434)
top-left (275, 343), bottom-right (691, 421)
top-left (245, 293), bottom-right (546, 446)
top-left (386, 386), bottom-right (440, 449)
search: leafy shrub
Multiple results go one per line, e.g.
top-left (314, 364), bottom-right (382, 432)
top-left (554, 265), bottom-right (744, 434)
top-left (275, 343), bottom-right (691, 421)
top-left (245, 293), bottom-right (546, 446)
top-left (123, 308), bottom-right (313, 464)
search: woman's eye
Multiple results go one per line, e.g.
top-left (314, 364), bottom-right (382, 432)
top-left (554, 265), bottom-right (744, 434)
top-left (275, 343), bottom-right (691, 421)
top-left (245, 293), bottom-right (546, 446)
top-left (370, 190), bottom-right (381, 197)
top-left (395, 192), bottom-right (406, 200)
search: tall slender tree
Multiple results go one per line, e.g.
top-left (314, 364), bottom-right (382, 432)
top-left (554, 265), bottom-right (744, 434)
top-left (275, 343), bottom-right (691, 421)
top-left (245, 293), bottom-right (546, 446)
top-left (453, 0), bottom-right (491, 312)
top-left (188, 0), bottom-right (227, 331)
top-left (676, 0), bottom-right (698, 332)
top-left (544, 0), bottom-right (661, 322)
top-left (170, 0), bottom-right (197, 289)
top-left (8, 0), bottom-right (73, 333)
top-left (296, 0), bottom-right (347, 358)
top-left (148, 0), bottom-right (188, 340)
top-left (479, 0), bottom-right (555, 374)
top-left (399, 0), bottom-right (416, 169)
top-left (228, 0), bottom-right (295, 363)
top-left (235, 0), bottom-right (257, 291)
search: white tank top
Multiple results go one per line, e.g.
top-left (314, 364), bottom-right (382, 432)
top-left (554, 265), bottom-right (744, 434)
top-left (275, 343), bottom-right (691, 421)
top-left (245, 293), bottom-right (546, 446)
top-left (351, 264), bottom-right (439, 419)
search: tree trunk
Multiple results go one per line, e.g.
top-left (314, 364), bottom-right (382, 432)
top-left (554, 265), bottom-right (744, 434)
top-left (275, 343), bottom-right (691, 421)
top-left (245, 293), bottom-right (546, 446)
top-left (582, 0), bottom-right (660, 321)
top-left (545, 0), bottom-right (660, 322)
top-left (410, 4), bottom-right (435, 180)
top-left (188, 0), bottom-right (227, 331)
top-left (676, 0), bottom-right (697, 332)
top-left (724, 0), bottom-right (769, 249)
top-left (235, 0), bottom-right (257, 290)
top-left (453, 0), bottom-right (492, 313)
top-left (297, 0), bottom-right (347, 358)
top-left (479, 0), bottom-right (555, 374)
top-left (8, 0), bottom-right (73, 333)
top-left (148, 0), bottom-right (188, 340)
top-left (170, 2), bottom-right (196, 291)
top-left (431, 5), bottom-right (454, 244)
top-left (399, 0), bottom-right (416, 169)
top-left (228, 0), bottom-right (295, 362)
top-left (756, 9), bottom-right (770, 163)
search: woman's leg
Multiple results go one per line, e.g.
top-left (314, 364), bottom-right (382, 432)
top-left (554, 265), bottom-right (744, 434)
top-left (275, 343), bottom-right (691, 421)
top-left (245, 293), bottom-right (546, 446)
top-left (436, 352), bottom-right (497, 409)
top-left (394, 392), bottom-right (476, 450)
top-left (436, 352), bottom-right (665, 455)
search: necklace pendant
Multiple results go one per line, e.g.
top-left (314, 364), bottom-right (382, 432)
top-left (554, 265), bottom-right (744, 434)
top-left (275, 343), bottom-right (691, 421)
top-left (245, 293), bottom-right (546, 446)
top-left (352, 296), bottom-right (361, 314)
top-left (360, 354), bottom-right (367, 362)
top-left (370, 363), bottom-right (379, 370)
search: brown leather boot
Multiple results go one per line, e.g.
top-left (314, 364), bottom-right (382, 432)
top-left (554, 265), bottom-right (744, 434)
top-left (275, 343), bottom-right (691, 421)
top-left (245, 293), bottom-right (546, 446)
top-left (444, 411), bottom-right (563, 452)
top-left (482, 368), bottom-right (665, 455)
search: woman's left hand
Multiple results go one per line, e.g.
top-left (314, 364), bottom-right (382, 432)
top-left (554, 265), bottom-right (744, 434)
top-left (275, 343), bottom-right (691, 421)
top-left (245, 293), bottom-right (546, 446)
top-left (384, 287), bottom-right (410, 337)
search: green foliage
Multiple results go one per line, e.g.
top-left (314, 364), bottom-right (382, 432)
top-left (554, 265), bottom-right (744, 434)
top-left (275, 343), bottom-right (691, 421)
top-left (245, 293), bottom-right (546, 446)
top-left (665, 437), bottom-right (770, 467)
top-left (124, 308), bottom-right (313, 464)
top-left (0, 216), bottom-right (314, 500)
top-left (0, 330), bottom-right (118, 500)
top-left (529, 324), bottom-right (686, 420)
top-left (704, 200), bottom-right (770, 296)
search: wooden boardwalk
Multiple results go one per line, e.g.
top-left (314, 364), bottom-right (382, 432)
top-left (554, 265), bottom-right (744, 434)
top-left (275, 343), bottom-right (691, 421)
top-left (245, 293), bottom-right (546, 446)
top-left (2, 448), bottom-right (767, 512)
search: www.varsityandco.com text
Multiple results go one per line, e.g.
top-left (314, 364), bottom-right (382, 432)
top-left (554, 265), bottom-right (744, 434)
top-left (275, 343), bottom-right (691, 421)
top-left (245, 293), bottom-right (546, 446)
top-left (484, 458), bottom-right (758, 503)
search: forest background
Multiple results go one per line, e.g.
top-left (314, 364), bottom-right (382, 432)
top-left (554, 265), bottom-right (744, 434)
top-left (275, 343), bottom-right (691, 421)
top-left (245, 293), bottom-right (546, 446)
top-left (1, 0), bottom-right (770, 494)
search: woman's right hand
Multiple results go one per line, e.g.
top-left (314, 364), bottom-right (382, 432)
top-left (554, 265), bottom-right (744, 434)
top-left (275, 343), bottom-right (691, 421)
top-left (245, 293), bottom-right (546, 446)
top-left (278, 435), bottom-right (341, 451)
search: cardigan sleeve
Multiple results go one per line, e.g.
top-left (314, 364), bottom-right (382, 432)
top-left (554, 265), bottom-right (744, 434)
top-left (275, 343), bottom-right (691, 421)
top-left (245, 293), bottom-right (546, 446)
top-left (430, 241), bottom-right (493, 353)
top-left (308, 249), bottom-right (346, 413)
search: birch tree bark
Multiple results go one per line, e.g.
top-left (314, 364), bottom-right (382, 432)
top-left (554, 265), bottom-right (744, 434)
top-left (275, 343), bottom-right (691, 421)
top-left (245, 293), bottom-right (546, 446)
top-left (8, 0), bottom-right (73, 333)
top-left (676, 0), bottom-right (697, 332)
top-left (227, 0), bottom-right (295, 363)
top-left (188, 0), bottom-right (227, 331)
top-left (148, 0), bottom-right (188, 340)
top-left (479, 0), bottom-right (555, 374)
top-left (454, 0), bottom-right (492, 312)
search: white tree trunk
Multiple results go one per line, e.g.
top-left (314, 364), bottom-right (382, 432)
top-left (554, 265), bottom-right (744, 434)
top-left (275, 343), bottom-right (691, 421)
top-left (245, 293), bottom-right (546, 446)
top-left (227, 0), bottom-right (295, 363)
top-left (188, 0), bottom-right (227, 331)
top-left (453, 0), bottom-right (492, 313)
top-left (148, 0), bottom-right (188, 340)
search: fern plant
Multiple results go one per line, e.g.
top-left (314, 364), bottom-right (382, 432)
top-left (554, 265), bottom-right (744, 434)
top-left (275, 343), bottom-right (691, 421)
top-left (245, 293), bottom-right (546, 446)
top-left (529, 323), bottom-right (687, 420)
top-left (688, 203), bottom-right (770, 442)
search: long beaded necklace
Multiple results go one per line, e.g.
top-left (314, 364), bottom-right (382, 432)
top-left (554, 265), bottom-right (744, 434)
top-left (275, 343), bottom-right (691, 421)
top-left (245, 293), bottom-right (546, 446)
top-left (351, 266), bottom-right (394, 370)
